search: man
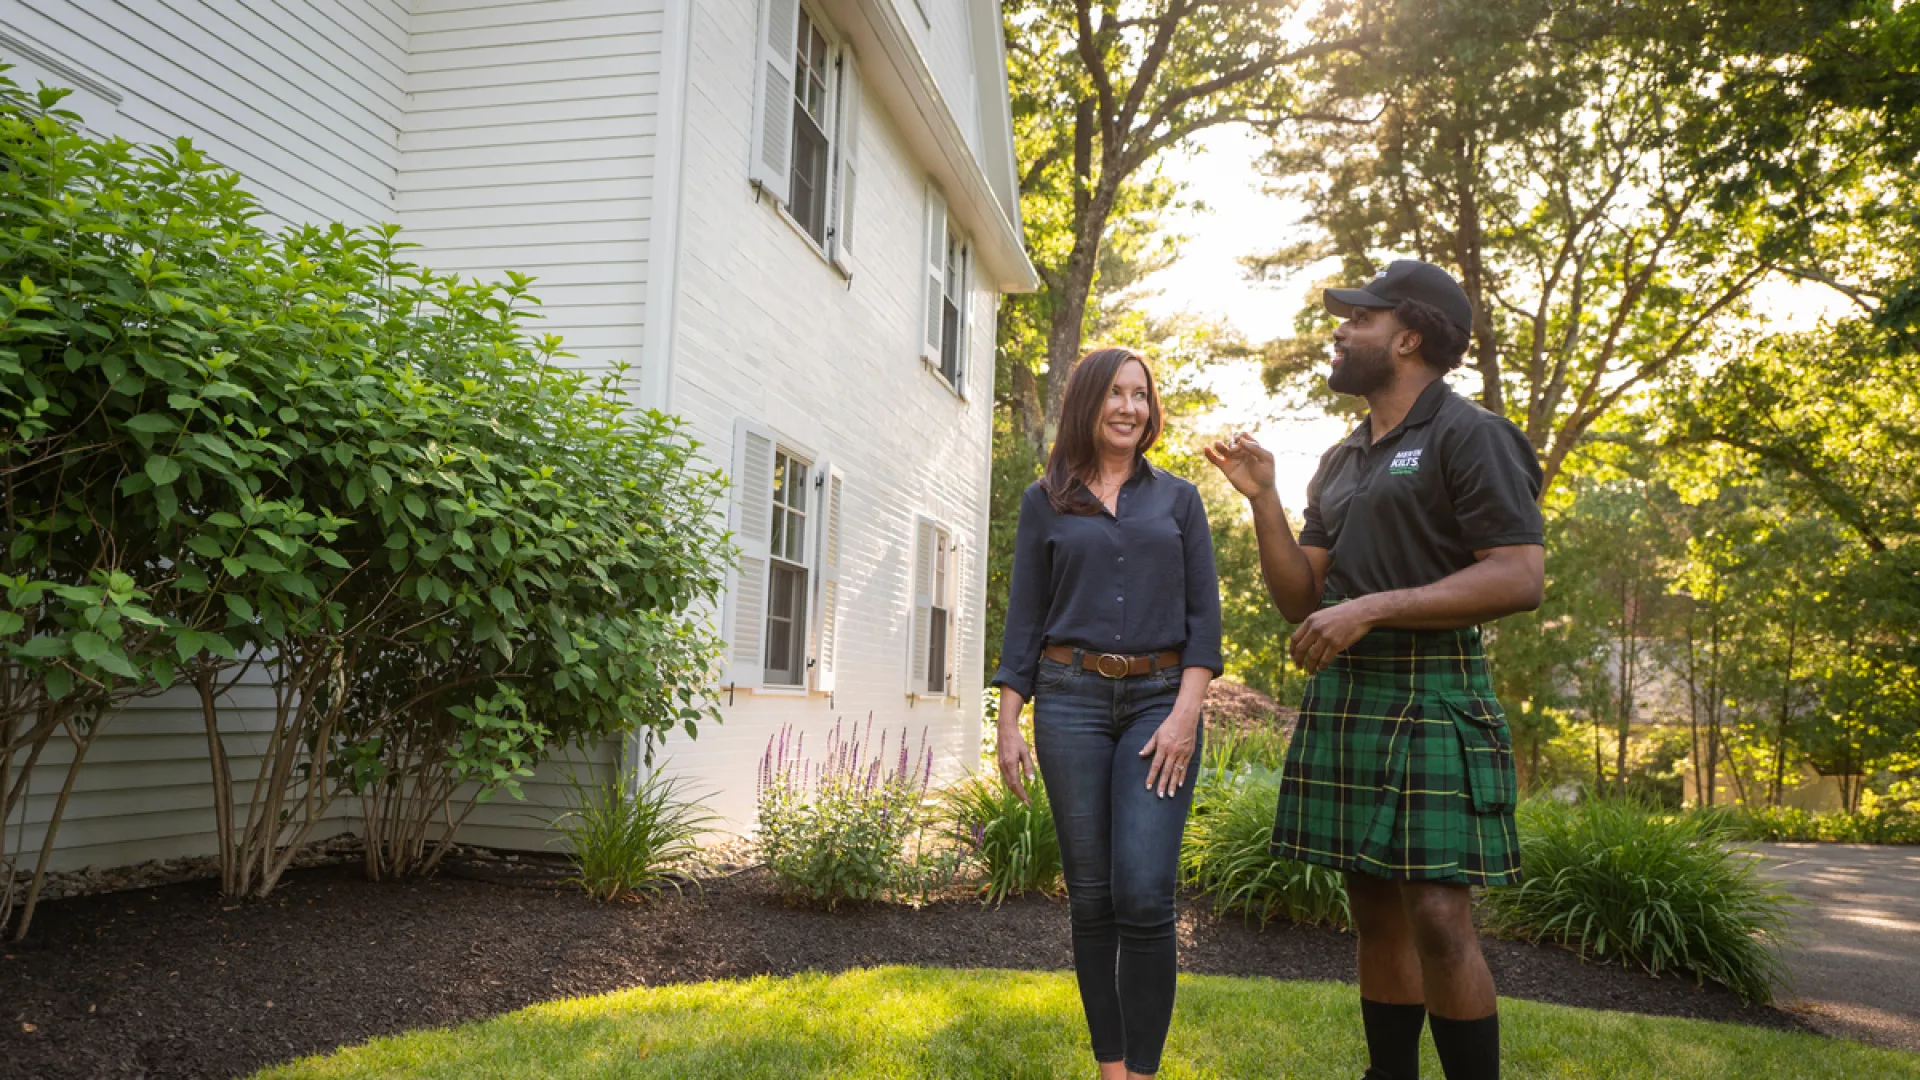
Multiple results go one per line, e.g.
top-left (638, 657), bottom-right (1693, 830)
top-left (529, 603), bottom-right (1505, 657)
top-left (1204, 260), bottom-right (1544, 1080)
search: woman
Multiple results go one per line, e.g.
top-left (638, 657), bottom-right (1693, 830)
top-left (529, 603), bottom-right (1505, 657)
top-left (990, 346), bottom-right (1222, 1080)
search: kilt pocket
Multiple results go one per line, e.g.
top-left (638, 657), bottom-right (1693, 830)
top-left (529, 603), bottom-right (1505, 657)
top-left (1439, 693), bottom-right (1516, 813)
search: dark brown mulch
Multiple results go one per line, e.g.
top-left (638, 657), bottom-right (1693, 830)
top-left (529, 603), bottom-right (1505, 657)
top-left (1204, 678), bottom-right (1299, 737)
top-left (0, 863), bottom-right (1811, 1080)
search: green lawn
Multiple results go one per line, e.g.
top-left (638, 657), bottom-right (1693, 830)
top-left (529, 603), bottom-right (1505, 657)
top-left (253, 967), bottom-right (1920, 1079)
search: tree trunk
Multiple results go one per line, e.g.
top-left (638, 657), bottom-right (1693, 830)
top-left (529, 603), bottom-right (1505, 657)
top-left (1450, 127), bottom-right (1503, 416)
top-left (1613, 577), bottom-right (1636, 797)
top-left (1685, 603), bottom-right (1704, 806)
top-left (1041, 97), bottom-right (1117, 452)
top-left (1770, 617), bottom-right (1798, 808)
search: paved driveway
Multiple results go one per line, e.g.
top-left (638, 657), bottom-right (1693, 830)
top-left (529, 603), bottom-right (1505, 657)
top-left (1754, 843), bottom-right (1920, 1052)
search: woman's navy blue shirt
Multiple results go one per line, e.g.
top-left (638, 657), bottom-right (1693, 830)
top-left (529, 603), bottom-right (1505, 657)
top-left (991, 460), bottom-right (1223, 698)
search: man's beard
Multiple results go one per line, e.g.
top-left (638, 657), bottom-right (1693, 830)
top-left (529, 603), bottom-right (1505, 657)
top-left (1328, 340), bottom-right (1394, 396)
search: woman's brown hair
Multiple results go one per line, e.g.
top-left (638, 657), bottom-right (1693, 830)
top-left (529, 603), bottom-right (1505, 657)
top-left (1040, 346), bottom-right (1162, 515)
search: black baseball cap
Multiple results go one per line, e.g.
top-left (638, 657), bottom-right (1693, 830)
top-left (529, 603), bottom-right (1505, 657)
top-left (1323, 260), bottom-right (1473, 335)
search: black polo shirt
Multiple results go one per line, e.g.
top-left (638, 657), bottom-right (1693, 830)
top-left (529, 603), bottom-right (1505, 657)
top-left (1299, 378), bottom-right (1543, 599)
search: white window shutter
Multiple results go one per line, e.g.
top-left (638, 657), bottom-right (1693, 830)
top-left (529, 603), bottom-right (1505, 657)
top-left (749, 0), bottom-right (800, 195)
top-left (908, 518), bottom-right (934, 695)
top-left (829, 55), bottom-right (861, 273)
top-left (944, 538), bottom-right (963, 697)
top-left (921, 187), bottom-right (948, 363)
top-left (956, 244), bottom-right (974, 399)
top-left (725, 418), bottom-right (778, 691)
top-left (810, 463), bottom-right (845, 694)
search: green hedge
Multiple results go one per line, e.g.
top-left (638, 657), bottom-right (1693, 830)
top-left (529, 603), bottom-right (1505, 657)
top-left (1, 74), bottom-right (730, 927)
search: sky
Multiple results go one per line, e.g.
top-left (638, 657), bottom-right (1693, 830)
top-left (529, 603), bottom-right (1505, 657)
top-left (1134, 127), bottom-right (1853, 512)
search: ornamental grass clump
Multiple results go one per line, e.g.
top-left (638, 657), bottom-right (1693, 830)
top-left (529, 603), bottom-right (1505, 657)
top-left (1180, 774), bottom-right (1349, 929)
top-left (948, 772), bottom-right (1061, 904)
top-left (1482, 797), bottom-right (1793, 1004)
top-left (554, 768), bottom-right (716, 901)
top-left (756, 717), bottom-right (934, 908)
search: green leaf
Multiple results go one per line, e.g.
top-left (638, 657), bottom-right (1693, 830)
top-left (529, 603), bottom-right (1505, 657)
top-left (490, 527), bottom-right (511, 556)
top-left (72, 630), bottom-right (109, 662)
top-left (124, 412), bottom-right (179, 434)
top-left (145, 455), bottom-right (182, 485)
top-left (226, 594), bottom-right (254, 621)
top-left (346, 476), bottom-right (367, 507)
top-left (44, 666), bottom-right (74, 700)
top-left (19, 636), bottom-right (67, 658)
top-left (404, 493), bottom-right (427, 519)
top-left (0, 611), bottom-right (23, 635)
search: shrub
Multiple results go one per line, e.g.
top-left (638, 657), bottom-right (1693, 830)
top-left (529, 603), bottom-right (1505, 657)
top-left (948, 772), bottom-right (1061, 904)
top-left (553, 767), bottom-right (716, 901)
top-left (1180, 774), bottom-right (1349, 929)
top-left (1482, 798), bottom-right (1792, 1004)
top-left (0, 73), bottom-right (731, 914)
top-left (1707, 802), bottom-right (1920, 845)
top-left (756, 718), bottom-right (934, 908)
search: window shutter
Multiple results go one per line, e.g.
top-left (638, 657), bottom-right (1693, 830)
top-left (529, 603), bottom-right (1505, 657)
top-left (908, 518), bottom-right (935, 695)
top-left (944, 538), bottom-right (963, 697)
top-left (725, 418), bottom-right (778, 691)
top-left (749, 0), bottom-right (800, 195)
top-left (921, 187), bottom-right (948, 364)
top-left (810, 463), bottom-right (845, 694)
top-left (955, 244), bottom-right (973, 399)
top-left (829, 55), bottom-right (861, 273)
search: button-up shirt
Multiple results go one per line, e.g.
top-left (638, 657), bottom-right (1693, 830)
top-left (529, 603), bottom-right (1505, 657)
top-left (991, 459), bottom-right (1223, 698)
top-left (1300, 378), bottom-right (1544, 599)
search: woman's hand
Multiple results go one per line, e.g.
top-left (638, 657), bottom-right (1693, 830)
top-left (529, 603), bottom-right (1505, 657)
top-left (1139, 703), bottom-right (1201, 798)
top-left (997, 689), bottom-right (1036, 804)
top-left (1203, 432), bottom-right (1277, 504)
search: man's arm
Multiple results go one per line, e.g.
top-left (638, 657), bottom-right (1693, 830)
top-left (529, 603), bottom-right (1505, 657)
top-left (1289, 545), bottom-right (1544, 674)
top-left (1205, 433), bottom-right (1328, 623)
top-left (1247, 489), bottom-right (1331, 623)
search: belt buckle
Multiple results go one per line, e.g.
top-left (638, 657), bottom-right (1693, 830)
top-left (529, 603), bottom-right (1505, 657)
top-left (1095, 653), bottom-right (1130, 679)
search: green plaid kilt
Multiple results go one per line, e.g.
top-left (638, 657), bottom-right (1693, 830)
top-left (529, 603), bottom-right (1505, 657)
top-left (1271, 617), bottom-right (1522, 886)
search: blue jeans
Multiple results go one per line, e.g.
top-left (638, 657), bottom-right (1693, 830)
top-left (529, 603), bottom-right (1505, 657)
top-left (1032, 653), bottom-right (1202, 1076)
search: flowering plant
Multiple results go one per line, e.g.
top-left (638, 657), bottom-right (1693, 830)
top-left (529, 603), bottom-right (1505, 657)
top-left (756, 716), bottom-right (934, 907)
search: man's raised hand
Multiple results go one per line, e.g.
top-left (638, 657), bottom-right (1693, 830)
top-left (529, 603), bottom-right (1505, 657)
top-left (1203, 432), bottom-right (1278, 503)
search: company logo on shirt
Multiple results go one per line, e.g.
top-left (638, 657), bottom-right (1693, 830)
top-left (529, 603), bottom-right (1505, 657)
top-left (1389, 447), bottom-right (1423, 475)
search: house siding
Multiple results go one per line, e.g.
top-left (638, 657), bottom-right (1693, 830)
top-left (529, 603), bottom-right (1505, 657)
top-left (4, 0), bottom-right (1016, 872)
top-left (660, 0), bottom-right (995, 829)
top-left (1, 0), bottom-right (409, 872)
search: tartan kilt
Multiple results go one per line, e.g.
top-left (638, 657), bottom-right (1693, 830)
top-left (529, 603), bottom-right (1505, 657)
top-left (1271, 620), bottom-right (1522, 886)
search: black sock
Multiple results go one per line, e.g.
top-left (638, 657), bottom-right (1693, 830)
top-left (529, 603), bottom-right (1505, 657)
top-left (1361, 998), bottom-right (1426, 1080)
top-left (1429, 1012), bottom-right (1499, 1080)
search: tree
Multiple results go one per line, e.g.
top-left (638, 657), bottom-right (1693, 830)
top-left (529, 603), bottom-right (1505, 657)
top-left (1002, 0), bottom-right (1368, 458)
top-left (1251, 0), bottom-right (1862, 494)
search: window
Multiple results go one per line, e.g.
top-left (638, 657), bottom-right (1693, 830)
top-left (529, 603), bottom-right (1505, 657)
top-left (787, 10), bottom-right (832, 245)
top-left (910, 519), bottom-right (960, 697)
top-left (751, 0), bottom-right (861, 268)
top-left (764, 451), bottom-right (811, 686)
top-left (939, 233), bottom-right (968, 386)
top-left (724, 419), bottom-right (846, 696)
top-left (921, 187), bottom-right (971, 394)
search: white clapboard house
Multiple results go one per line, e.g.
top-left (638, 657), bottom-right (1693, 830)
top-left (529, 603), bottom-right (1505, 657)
top-left (1, 0), bottom-right (1034, 872)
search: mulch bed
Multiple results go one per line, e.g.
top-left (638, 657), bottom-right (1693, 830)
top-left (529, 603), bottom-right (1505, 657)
top-left (1, 860), bottom-right (1812, 1080)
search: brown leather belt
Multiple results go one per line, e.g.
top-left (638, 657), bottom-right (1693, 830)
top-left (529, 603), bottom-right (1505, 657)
top-left (1042, 644), bottom-right (1182, 679)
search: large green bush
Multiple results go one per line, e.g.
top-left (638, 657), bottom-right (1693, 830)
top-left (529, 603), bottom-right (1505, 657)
top-left (1482, 798), bottom-right (1793, 1004)
top-left (0, 74), bottom-right (729, 923)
